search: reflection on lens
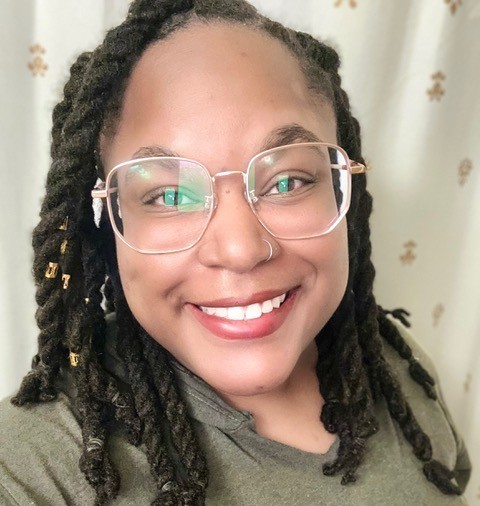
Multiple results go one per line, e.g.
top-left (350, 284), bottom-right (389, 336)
top-left (108, 158), bottom-right (213, 252)
top-left (248, 144), bottom-right (349, 238)
top-left (106, 144), bottom-right (351, 252)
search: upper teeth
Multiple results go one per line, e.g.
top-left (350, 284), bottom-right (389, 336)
top-left (200, 293), bottom-right (287, 321)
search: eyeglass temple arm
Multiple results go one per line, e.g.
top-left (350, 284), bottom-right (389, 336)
top-left (92, 181), bottom-right (107, 199)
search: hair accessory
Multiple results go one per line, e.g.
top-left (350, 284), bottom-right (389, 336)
top-left (58, 217), bottom-right (69, 231)
top-left (86, 437), bottom-right (104, 452)
top-left (62, 274), bottom-right (71, 289)
top-left (69, 351), bottom-right (80, 367)
top-left (60, 240), bottom-right (68, 255)
top-left (92, 178), bottom-right (104, 228)
top-left (111, 392), bottom-right (128, 408)
top-left (161, 481), bottom-right (174, 492)
top-left (262, 239), bottom-right (274, 262)
top-left (84, 297), bottom-right (90, 304)
top-left (45, 262), bottom-right (59, 279)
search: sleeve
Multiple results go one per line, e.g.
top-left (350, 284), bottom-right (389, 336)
top-left (0, 479), bottom-right (20, 506)
top-left (435, 380), bottom-right (472, 493)
top-left (0, 394), bottom-right (96, 506)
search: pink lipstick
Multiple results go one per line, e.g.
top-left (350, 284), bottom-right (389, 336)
top-left (187, 288), bottom-right (298, 340)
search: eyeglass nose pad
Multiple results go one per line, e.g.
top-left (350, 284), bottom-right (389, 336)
top-left (205, 194), bottom-right (216, 211)
top-left (247, 189), bottom-right (258, 204)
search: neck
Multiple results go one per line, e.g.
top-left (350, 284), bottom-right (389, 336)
top-left (218, 341), bottom-right (337, 454)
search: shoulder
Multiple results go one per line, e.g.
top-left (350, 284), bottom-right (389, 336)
top-left (0, 389), bottom-right (158, 505)
top-left (0, 391), bottom-right (83, 461)
top-left (379, 315), bottom-right (471, 493)
top-left (0, 390), bottom-right (81, 443)
top-left (381, 315), bottom-right (458, 431)
top-left (0, 392), bottom-right (96, 505)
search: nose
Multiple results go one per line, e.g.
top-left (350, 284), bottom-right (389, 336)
top-left (196, 180), bottom-right (274, 272)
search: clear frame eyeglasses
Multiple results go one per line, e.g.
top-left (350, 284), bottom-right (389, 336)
top-left (92, 142), bottom-right (367, 254)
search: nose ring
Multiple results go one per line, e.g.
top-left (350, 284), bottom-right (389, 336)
top-left (262, 239), bottom-right (274, 262)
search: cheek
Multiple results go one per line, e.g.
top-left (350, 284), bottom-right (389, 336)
top-left (115, 241), bottom-right (180, 326)
top-left (327, 222), bottom-right (349, 299)
top-left (334, 221), bottom-right (349, 283)
top-left (297, 219), bottom-right (349, 323)
top-left (305, 219), bottom-right (349, 284)
top-left (116, 245), bottom-right (147, 300)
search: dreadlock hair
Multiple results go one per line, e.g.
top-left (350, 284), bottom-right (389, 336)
top-left (12, 0), bottom-right (463, 504)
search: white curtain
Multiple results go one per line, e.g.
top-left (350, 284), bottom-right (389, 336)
top-left (0, 1), bottom-right (478, 502)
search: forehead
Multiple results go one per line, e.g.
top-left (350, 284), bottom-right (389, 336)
top-left (103, 21), bottom-right (336, 168)
top-left (133, 21), bottom-right (310, 95)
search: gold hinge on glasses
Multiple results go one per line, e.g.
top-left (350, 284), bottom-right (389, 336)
top-left (350, 161), bottom-right (368, 174)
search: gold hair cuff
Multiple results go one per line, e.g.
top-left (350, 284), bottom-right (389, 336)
top-left (58, 217), bottom-right (69, 231)
top-left (69, 351), bottom-right (80, 367)
top-left (62, 274), bottom-right (71, 289)
top-left (45, 262), bottom-right (59, 279)
top-left (60, 240), bottom-right (68, 255)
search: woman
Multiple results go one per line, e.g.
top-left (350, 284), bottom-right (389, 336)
top-left (0, 0), bottom-right (471, 504)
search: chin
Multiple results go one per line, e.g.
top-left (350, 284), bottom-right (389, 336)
top-left (196, 348), bottom-right (301, 398)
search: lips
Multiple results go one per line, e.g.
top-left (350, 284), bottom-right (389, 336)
top-left (188, 288), bottom-right (298, 340)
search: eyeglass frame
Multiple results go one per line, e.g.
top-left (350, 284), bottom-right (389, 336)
top-left (92, 142), bottom-right (368, 254)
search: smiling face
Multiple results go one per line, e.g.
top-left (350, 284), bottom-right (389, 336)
top-left (101, 22), bottom-right (349, 398)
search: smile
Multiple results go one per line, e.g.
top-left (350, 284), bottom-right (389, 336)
top-left (189, 289), bottom-right (298, 340)
top-left (199, 293), bottom-right (287, 321)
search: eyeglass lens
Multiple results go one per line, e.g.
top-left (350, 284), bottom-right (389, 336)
top-left (108, 144), bottom-right (350, 252)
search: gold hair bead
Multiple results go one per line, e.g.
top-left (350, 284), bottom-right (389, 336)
top-left (69, 351), bottom-right (80, 367)
top-left (45, 262), bottom-right (59, 279)
top-left (58, 217), bottom-right (69, 231)
top-left (62, 274), bottom-right (71, 289)
top-left (60, 240), bottom-right (68, 255)
top-left (84, 297), bottom-right (90, 304)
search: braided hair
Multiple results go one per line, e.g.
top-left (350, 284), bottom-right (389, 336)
top-left (12, 0), bottom-right (462, 504)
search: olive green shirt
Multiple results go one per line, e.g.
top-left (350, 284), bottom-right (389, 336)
top-left (0, 317), bottom-right (471, 505)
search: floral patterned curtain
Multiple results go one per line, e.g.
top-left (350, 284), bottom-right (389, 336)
top-left (0, 1), bottom-right (477, 502)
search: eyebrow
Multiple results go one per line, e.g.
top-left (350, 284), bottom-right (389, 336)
top-left (258, 123), bottom-right (322, 152)
top-left (131, 145), bottom-right (180, 159)
top-left (129, 123), bottom-right (322, 160)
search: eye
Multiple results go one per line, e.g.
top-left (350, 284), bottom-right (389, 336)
top-left (142, 186), bottom-right (203, 210)
top-left (262, 174), bottom-right (315, 197)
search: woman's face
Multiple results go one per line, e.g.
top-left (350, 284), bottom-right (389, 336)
top-left (101, 22), bottom-right (349, 398)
